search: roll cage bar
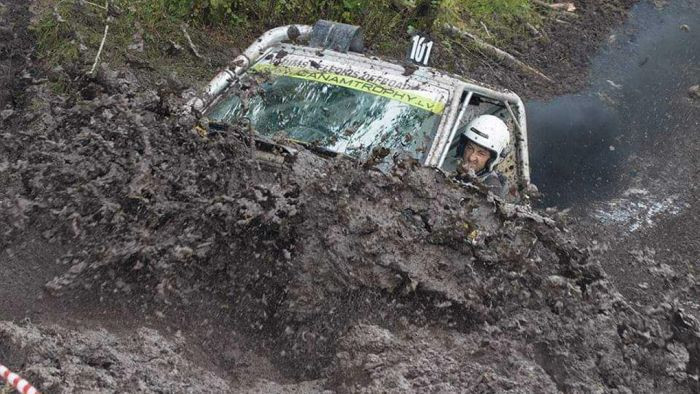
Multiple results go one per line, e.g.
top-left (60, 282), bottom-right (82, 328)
top-left (191, 20), bottom-right (530, 187)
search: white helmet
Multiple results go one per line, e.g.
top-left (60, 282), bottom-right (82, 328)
top-left (461, 114), bottom-right (510, 173)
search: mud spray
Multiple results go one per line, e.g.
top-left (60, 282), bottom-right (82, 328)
top-left (527, 0), bottom-right (700, 207)
top-left (1, 0), bottom-right (699, 392)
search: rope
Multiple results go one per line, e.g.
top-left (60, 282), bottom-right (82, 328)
top-left (0, 364), bottom-right (40, 394)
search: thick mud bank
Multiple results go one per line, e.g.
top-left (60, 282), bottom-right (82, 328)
top-left (0, 61), bottom-right (697, 392)
top-left (1, 0), bottom-right (699, 392)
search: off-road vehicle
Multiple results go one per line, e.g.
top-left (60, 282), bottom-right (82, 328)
top-left (191, 20), bottom-right (531, 197)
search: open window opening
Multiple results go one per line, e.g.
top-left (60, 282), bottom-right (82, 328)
top-left (440, 92), bottom-right (523, 189)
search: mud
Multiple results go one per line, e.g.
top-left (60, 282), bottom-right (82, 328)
top-left (1, 0), bottom-right (699, 392)
top-left (560, 0), bottom-right (700, 346)
top-left (0, 321), bottom-right (231, 393)
top-left (527, 0), bottom-right (700, 207)
top-left (0, 65), bottom-right (697, 391)
top-left (446, 0), bottom-right (639, 100)
top-left (0, 0), bottom-right (31, 111)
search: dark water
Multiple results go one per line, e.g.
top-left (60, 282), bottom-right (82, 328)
top-left (527, 0), bottom-right (700, 207)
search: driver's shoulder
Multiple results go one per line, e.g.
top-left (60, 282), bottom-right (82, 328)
top-left (482, 171), bottom-right (506, 187)
top-left (481, 171), bottom-right (510, 197)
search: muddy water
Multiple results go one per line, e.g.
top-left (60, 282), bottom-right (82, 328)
top-left (2, 0), bottom-right (699, 391)
top-left (527, 0), bottom-right (700, 207)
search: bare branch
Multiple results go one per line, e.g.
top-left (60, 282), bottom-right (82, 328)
top-left (479, 21), bottom-right (492, 38)
top-left (443, 24), bottom-right (554, 83)
top-left (532, 0), bottom-right (576, 13)
top-left (88, 1), bottom-right (110, 75)
top-left (526, 22), bottom-right (541, 37)
top-left (80, 0), bottom-right (108, 10)
top-left (181, 24), bottom-right (204, 60)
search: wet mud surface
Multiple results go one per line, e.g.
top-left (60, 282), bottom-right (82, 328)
top-left (446, 0), bottom-right (639, 100)
top-left (1, 0), bottom-right (699, 392)
top-left (0, 321), bottom-right (232, 393)
top-left (0, 0), bottom-right (31, 111)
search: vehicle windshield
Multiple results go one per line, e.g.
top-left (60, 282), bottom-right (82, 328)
top-left (206, 64), bottom-right (445, 161)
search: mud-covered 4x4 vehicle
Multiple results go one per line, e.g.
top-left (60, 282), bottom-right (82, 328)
top-left (191, 21), bottom-right (531, 198)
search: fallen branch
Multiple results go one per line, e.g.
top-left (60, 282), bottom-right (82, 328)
top-left (53, 4), bottom-right (66, 22)
top-left (525, 22), bottom-right (541, 37)
top-left (479, 21), bottom-right (492, 38)
top-left (532, 0), bottom-right (576, 12)
top-left (81, 0), bottom-right (108, 10)
top-left (443, 24), bottom-right (554, 83)
top-left (89, 23), bottom-right (109, 75)
top-left (181, 24), bottom-right (204, 60)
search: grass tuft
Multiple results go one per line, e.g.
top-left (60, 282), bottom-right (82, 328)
top-left (436, 0), bottom-right (539, 45)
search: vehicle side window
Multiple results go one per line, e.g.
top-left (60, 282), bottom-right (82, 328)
top-left (441, 94), bottom-right (500, 172)
top-left (440, 94), bottom-right (519, 185)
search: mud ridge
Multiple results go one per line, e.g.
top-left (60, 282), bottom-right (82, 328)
top-left (0, 0), bottom-right (698, 391)
top-left (0, 62), bottom-right (698, 391)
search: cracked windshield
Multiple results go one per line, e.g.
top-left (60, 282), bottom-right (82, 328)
top-left (207, 66), bottom-right (445, 161)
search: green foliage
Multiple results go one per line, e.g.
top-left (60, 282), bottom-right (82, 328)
top-left (157, 0), bottom-right (438, 55)
top-left (33, 9), bottom-right (81, 65)
top-left (161, 0), bottom-right (538, 52)
top-left (436, 0), bottom-right (538, 45)
top-left (32, 0), bottom-right (236, 94)
top-left (465, 0), bottom-right (533, 20)
top-left (31, 0), bottom-right (541, 94)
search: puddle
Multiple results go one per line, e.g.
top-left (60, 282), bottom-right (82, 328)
top-left (592, 188), bottom-right (685, 232)
top-left (527, 0), bottom-right (700, 207)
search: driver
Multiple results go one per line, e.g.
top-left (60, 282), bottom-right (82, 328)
top-left (455, 114), bottom-right (510, 198)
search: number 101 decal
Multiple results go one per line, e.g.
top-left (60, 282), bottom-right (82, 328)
top-left (408, 34), bottom-right (434, 66)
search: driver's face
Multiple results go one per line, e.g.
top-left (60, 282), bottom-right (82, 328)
top-left (459, 142), bottom-right (490, 174)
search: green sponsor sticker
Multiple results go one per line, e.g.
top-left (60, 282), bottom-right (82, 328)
top-left (252, 63), bottom-right (445, 114)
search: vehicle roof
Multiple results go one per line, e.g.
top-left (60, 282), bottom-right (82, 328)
top-left (264, 43), bottom-right (520, 103)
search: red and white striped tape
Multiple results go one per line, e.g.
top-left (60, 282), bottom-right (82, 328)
top-left (0, 363), bottom-right (40, 394)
